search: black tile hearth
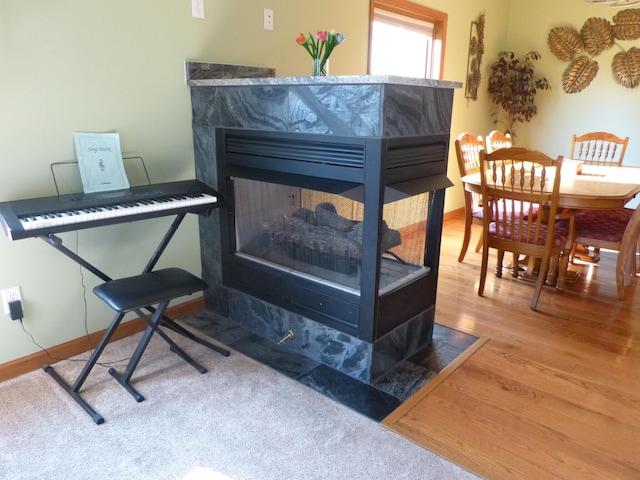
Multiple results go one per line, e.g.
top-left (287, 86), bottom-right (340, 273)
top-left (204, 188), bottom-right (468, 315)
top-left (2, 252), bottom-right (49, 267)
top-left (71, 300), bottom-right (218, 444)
top-left (181, 310), bottom-right (477, 421)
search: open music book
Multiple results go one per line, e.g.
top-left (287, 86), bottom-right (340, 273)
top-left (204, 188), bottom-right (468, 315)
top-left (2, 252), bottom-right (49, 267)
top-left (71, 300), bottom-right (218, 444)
top-left (73, 132), bottom-right (130, 193)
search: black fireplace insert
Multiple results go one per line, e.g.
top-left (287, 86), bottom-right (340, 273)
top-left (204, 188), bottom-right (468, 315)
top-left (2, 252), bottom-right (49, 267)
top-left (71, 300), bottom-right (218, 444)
top-left (216, 127), bottom-right (452, 343)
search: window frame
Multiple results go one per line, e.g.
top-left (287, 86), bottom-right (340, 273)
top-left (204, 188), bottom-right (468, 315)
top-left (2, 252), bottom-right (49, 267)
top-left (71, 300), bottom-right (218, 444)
top-left (368, 0), bottom-right (448, 80)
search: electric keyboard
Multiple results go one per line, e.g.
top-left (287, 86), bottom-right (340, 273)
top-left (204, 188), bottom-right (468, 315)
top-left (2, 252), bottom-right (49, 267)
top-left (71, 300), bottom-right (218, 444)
top-left (0, 180), bottom-right (219, 241)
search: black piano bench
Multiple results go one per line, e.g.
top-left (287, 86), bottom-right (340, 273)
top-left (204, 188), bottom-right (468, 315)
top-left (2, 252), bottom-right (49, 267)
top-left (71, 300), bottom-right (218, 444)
top-left (93, 268), bottom-right (229, 405)
top-left (44, 268), bottom-right (230, 424)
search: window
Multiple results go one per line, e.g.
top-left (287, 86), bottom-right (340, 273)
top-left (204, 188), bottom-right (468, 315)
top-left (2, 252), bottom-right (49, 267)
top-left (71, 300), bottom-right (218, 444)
top-left (368, 0), bottom-right (447, 80)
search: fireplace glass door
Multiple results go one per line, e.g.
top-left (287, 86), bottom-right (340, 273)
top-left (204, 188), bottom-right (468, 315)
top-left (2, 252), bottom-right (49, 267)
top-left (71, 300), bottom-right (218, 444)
top-left (232, 177), bottom-right (430, 295)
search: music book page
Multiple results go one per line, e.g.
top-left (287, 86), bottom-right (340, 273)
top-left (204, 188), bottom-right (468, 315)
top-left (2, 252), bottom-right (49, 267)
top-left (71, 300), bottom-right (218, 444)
top-left (73, 132), bottom-right (130, 193)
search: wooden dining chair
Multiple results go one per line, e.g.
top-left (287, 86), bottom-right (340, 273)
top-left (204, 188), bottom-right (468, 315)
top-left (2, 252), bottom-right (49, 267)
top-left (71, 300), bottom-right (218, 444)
top-left (569, 131), bottom-right (630, 263)
top-left (570, 204), bottom-right (640, 299)
top-left (478, 147), bottom-right (571, 310)
top-left (454, 133), bottom-right (485, 262)
top-left (485, 130), bottom-right (512, 153)
top-left (569, 131), bottom-right (629, 166)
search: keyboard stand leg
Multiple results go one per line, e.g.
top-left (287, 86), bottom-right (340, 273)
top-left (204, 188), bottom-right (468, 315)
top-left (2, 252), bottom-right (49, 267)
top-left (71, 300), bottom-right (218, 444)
top-left (42, 232), bottom-right (227, 358)
top-left (108, 303), bottom-right (207, 402)
top-left (143, 306), bottom-right (230, 357)
top-left (43, 312), bottom-right (127, 425)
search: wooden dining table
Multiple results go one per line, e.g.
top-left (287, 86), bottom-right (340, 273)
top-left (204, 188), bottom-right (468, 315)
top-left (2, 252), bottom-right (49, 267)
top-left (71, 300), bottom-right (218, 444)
top-left (461, 163), bottom-right (640, 210)
top-left (461, 162), bottom-right (640, 288)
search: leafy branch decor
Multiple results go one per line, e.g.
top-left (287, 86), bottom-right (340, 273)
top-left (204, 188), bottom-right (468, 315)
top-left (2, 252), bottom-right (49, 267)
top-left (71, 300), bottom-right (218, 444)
top-left (465, 12), bottom-right (485, 100)
top-left (487, 51), bottom-right (551, 138)
top-left (547, 7), bottom-right (640, 92)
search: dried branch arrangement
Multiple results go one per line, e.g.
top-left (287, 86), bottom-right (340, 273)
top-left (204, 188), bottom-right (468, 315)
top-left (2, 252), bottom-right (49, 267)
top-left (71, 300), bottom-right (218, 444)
top-left (547, 8), bottom-right (640, 92)
top-left (465, 12), bottom-right (486, 100)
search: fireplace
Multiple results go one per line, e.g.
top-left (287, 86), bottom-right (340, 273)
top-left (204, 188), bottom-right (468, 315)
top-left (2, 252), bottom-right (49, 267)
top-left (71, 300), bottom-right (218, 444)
top-left (188, 69), bottom-right (460, 382)
top-left (216, 127), bottom-right (451, 345)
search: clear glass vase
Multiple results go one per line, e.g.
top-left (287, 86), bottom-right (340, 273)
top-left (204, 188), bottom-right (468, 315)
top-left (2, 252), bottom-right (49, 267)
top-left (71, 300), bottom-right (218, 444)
top-left (312, 58), bottom-right (328, 76)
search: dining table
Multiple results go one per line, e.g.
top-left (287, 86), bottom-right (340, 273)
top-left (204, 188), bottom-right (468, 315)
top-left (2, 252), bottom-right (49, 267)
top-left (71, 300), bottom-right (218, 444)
top-left (460, 161), bottom-right (640, 288)
top-left (461, 162), bottom-right (640, 211)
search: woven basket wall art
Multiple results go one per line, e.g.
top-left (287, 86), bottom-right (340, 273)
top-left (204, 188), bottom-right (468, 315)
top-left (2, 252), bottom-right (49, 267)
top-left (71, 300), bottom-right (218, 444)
top-left (562, 56), bottom-right (599, 94)
top-left (548, 26), bottom-right (584, 61)
top-left (612, 46), bottom-right (640, 87)
top-left (548, 8), bottom-right (640, 92)
top-left (581, 17), bottom-right (615, 56)
top-left (612, 9), bottom-right (640, 40)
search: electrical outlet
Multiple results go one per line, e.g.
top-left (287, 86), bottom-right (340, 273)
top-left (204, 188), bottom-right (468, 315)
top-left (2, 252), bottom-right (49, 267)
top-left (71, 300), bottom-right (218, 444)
top-left (1, 286), bottom-right (22, 315)
top-left (264, 9), bottom-right (274, 31)
top-left (192, 0), bottom-right (204, 19)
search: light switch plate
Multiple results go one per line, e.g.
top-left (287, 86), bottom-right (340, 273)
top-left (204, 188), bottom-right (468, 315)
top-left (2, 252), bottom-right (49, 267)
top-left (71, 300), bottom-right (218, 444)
top-left (192, 0), bottom-right (204, 19)
top-left (264, 9), bottom-right (274, 31)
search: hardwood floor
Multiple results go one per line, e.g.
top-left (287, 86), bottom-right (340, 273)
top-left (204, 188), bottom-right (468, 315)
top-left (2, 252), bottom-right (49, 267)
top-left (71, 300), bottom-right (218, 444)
top-left (383, 210), bottom-right (640, 480)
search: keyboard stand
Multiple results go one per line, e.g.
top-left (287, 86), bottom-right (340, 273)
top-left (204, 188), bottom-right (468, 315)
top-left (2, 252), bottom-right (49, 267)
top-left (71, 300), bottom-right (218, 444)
top-left (42, 212), bottom-right (229, 423)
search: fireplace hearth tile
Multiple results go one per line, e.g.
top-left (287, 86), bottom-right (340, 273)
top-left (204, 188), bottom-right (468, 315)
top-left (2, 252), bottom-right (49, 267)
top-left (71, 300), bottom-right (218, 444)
top-left (181, 310), bottom-right (248, 345)
top-left (227, 289), bottom-right (374, 383)
top-left (231, 333), bottom-right (321, 380)
top-left (180, 311), bottom-right (477, 422)
top-left (296, 363), bottom-right (401, 422)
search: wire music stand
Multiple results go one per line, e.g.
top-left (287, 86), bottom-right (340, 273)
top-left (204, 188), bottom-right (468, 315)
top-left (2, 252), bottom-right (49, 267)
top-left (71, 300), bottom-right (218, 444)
top-left (49, 156), bottom-right (151, 196)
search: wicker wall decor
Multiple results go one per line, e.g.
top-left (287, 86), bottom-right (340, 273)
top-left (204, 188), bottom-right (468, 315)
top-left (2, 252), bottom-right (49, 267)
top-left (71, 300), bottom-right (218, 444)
top-left (548, 8), bottom-right (640, 92)
top-left (612, 8), bottom-right (640, 39)
top-left (582, 17), bottom-right (615, 55)
top-left (613, 46), bottom-right (640, 87)
top-left (465, 12), bottom-right (485, 100)
top-left (548, 26), bottom-right (584, 61)
top-left (563, 55), bottom-right (600, 93)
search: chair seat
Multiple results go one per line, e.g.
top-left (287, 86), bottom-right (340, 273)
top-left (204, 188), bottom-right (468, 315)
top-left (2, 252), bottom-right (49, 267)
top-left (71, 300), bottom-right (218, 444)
top-left (489, 218), bottom-right (569, 247)
top-left (574, 208), bottom-right (632, 244)
top-left (93, 268), bottom-right (207, 313)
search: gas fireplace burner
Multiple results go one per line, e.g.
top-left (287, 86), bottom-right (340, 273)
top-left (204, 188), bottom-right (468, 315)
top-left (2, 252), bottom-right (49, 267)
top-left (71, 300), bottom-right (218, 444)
top-left (264, 201), bottom-right (402, 276)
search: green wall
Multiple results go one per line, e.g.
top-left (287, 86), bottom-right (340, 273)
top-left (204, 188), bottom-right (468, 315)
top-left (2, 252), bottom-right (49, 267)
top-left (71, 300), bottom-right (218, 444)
top-left (6, 0), bottom-right (633, 367)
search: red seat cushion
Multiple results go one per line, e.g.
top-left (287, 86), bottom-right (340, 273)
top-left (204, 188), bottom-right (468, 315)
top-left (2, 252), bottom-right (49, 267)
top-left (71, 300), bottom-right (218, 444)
top-left (574, 208), bottom-right (631, 244)
top-left (489, 218), bottom-right (569, 247)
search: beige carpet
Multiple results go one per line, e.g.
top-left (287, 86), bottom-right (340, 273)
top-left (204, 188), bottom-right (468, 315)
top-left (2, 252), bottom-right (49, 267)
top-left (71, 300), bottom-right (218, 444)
top-left (0, 325), bottom-right (479, 480)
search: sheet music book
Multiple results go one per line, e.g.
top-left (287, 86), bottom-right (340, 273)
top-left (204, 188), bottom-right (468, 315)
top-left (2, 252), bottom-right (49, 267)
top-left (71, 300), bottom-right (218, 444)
top-left (73, 132), bottom-right (130, 193)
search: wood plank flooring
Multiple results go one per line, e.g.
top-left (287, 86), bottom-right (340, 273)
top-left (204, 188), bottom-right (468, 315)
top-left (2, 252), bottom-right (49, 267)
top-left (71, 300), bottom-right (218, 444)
top-left (383, 210), bottom-right (640, 480)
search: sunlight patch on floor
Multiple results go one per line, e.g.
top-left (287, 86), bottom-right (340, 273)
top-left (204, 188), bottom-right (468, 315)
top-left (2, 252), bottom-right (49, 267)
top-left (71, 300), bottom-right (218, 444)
top-left (179, 467), bottom-right (236, 480)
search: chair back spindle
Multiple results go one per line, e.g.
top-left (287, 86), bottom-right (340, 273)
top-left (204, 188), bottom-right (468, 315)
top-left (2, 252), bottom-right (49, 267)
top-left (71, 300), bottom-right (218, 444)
top-left (569, 131), bottom-right (629, 166)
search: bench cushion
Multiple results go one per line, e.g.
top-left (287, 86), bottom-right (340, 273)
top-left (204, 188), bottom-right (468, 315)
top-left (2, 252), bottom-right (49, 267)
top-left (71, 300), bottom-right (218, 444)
top-left (93, 268), bottom-right (207, 313)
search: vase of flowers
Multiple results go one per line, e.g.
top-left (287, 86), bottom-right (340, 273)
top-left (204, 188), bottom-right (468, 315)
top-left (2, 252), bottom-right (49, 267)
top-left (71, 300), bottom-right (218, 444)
top-left (312, 58), bottom-right (326, 76)
top-left (296, 30), bottom-right (345, 76)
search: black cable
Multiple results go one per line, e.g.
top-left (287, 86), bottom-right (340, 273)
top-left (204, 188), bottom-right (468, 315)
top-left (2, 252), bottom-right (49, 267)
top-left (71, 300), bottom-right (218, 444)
top-left (16, 232), bottom-right (131, 369)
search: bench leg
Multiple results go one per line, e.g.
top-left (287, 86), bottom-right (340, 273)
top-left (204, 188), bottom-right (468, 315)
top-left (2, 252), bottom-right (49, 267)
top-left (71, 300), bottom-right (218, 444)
top-left (109, 302), bottom-right (207, 402)
top-left (156, 312), bottom-right (230, 357)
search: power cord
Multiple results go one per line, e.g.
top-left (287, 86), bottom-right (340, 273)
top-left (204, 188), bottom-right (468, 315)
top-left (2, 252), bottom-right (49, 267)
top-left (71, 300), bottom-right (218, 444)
top-left (14, 231), bottom-right (131, 369)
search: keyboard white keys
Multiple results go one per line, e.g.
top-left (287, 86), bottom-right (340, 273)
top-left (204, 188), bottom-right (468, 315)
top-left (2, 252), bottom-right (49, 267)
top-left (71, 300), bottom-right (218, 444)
top-left (19, 193), bottom-right (217, 231)
top-left (0, 180), bottom-right (220, 241)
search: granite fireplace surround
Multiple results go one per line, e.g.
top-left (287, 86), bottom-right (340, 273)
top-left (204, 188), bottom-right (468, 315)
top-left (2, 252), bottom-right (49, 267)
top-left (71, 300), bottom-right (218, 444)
top-left (187, 62), bottom-right (461, 384)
